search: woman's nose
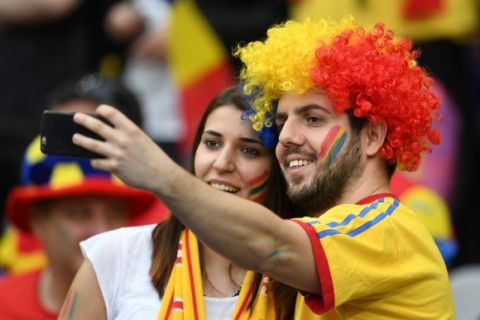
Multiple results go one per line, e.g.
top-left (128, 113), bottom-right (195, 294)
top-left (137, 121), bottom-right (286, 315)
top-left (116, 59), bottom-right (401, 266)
top-left (212, 148), bottom-right (235, 172)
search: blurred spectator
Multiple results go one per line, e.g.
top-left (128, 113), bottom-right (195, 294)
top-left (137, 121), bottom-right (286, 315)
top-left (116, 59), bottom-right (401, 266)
top-left (47, 73), bottom-right (143, 126)
top-left (390, 81), bottom-right (461, 267)
top-left (0, 0), bottom-right (127, 235)
top-left (104, 0), bottom-right (184, 163)
top-left (0, 136), bottom-right (158, 319)
top-left (0, 0), bottom-right (81, 25)
top-left (391, 171), bottom-right (458, 266)
top-left (415, 82), bottom-right (461, 204)
top-left (0, 73), bottom-right (168, 276)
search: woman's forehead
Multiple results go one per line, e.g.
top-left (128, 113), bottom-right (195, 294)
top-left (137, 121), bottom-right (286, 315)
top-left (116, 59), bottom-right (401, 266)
top-left (204, 105), bottom-right (256, 136)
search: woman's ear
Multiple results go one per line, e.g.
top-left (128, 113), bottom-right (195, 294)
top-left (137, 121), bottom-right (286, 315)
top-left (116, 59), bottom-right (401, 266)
top-left (361, 120), bottom-right (388, 156)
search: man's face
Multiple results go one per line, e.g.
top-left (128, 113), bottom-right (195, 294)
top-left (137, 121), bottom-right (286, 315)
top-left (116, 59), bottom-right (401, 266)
top-left (275, 90), bottom-right (363, 214)
top-left (30, 195), bottom-right (128, 275)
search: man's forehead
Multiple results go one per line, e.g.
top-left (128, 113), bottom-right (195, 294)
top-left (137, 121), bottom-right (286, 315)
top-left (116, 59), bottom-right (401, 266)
top-left (277, 90), bottom-right (333, 113)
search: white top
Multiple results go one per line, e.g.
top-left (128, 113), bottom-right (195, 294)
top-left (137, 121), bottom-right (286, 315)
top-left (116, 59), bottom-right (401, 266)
top-left (80, 225), bottom-right (238, 320)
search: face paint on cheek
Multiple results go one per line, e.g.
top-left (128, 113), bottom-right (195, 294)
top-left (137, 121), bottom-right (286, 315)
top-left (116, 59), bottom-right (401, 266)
top-left (55, 224), bottom-right (72, 251)
top-left (318, 125), bottom-right (347, 165)
top-left (246, 169), bottom-right (270, 203)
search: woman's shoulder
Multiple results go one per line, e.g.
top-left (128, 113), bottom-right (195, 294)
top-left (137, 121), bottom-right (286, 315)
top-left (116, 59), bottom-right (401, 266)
top-left (80, 224), bottom-right (156, 260)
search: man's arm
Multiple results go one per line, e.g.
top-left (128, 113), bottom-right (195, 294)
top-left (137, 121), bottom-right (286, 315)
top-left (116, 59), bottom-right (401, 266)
top-left (0, 0), bottom-right (80, 26)
top-left (72, 105), bottom-right (321, 294)
top-left (163, 167), bottom-right (319, 293)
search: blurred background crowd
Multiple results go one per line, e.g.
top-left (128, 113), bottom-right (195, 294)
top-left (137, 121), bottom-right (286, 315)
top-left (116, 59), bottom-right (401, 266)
top-left (0, 0), bottom-right (479, 318)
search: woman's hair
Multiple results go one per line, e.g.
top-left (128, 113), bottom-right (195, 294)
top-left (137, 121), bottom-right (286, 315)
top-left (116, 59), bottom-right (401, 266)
top-left (235, 17), bottom-right (441, 171)
top-left (150, 86), bottom-right (301, 319)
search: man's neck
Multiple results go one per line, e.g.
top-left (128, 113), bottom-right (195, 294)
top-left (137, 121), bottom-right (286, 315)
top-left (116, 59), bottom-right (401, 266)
top-left (38, 266), bottom-right (75, 314)
top-left (340, 159), bottom-right (392, 205)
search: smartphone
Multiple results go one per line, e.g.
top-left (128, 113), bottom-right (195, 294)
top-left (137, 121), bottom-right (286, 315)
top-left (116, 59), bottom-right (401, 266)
top-left (40, 110), bottom-right (110, 158)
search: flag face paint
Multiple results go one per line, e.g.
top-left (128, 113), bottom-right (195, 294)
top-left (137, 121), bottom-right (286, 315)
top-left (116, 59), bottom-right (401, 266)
top-left (318, 125), bottom-right (347, 165)
top-left (247, 169), bottom-right (270, 203)
top-left (56, 224), bottom-right (71, 251)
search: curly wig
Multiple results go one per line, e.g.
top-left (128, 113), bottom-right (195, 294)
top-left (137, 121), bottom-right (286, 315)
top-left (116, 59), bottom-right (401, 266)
top-left (235, 17), bottom-right (441, 171)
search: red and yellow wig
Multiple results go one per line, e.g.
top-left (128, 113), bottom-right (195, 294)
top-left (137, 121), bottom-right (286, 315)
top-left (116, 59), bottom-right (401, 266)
top-left (235, 17), bottom-right (440, 171)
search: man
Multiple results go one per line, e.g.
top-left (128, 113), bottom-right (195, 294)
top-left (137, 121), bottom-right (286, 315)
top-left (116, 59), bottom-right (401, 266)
top-left (0, 136), bottom-right (157, 319)
top-left (0, 73), bottom-right (167, 276)
top-left (70, 17), bottom-right (454, 318)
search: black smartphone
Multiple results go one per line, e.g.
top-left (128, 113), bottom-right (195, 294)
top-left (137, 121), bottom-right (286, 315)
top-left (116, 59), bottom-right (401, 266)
top-left (40, 110), bottom-right (110, 158)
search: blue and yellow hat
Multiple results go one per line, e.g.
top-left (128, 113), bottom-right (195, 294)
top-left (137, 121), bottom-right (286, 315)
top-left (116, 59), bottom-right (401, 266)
top-left (6, 136), bottom-right (158, 233)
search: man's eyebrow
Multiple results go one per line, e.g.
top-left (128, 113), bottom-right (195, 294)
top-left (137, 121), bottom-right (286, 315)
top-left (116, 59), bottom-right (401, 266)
top-left (275, 103), bottom-right (329, 121)
top-left (296, 104), bottom-right (329, 114)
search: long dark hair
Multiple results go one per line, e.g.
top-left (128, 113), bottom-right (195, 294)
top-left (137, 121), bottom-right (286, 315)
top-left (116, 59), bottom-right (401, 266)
top-left (150, 86), bottom-right (301, 319)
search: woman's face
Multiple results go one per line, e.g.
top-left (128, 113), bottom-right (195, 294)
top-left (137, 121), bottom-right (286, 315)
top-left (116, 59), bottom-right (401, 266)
top-left (194, 105), bottom-right (272, 202)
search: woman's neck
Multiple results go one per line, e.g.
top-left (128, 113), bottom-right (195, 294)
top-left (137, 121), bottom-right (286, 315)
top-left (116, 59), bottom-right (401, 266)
top-left (200, 244), bottom-right (246, 298)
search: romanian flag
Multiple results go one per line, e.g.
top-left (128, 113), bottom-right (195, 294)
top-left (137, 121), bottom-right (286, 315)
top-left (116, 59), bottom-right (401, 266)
top-left (167, 0), bottom-right (234, 155)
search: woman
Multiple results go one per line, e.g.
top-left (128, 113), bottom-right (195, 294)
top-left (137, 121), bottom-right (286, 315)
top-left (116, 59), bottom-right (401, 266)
top-left (59, 86), bottom-right (300, 319)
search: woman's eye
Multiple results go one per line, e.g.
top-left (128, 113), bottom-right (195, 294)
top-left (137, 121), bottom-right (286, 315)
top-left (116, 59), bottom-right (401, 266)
top-left (204, 139), bottom-right (220, 149)
top-left (241, 147), bottom-right (260, 156)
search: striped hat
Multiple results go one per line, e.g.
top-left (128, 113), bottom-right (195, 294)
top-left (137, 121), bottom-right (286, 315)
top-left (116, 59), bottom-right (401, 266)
top-left (6, 136), bottom-right (157, 233)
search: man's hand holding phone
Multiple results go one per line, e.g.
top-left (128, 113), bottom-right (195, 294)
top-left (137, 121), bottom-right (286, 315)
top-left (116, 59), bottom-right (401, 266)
top-left (40, 110), bottom-right (112, 158)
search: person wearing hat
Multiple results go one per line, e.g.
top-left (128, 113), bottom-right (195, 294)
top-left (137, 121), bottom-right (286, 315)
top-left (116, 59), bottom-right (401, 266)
top-left (0, 73), bottom-right (168, 276)
top-left (0, 136), bottom-right (157, 319)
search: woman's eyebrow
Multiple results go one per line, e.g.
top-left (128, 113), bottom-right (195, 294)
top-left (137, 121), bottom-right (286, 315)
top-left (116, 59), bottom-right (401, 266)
top-left (240, 137), bottom-right (263, 145)
top-left (203, 129), bottom-right (222, 137)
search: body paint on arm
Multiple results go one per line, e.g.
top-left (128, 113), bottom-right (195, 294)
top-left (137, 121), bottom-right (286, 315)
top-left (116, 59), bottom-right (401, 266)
top-left (59, 289), bottom-right (79, 320)
top-left (267, 237), bottom-right (296, 260)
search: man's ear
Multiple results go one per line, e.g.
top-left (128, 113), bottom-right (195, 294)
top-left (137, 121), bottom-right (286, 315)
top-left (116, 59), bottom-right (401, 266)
top-left (361, 120), bottom-right (388, 156)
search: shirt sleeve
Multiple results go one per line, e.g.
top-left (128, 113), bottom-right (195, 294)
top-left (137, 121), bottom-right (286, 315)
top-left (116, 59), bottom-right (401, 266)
top-left (292, 197), bottom-right (405, 314)
top-left (291, 219), bottom-right (334, 314)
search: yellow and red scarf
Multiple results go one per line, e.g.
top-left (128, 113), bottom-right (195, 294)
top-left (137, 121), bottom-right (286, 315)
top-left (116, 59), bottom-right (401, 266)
top-left (157, 229), bottom-right (276, 320)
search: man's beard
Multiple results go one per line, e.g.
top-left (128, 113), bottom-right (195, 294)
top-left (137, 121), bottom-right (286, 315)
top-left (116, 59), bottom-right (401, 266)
top-left (286, 137), bottom-right (363, 215)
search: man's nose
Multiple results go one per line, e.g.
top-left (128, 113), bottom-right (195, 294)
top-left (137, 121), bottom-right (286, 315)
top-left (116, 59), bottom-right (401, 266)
top-left (87, 212), bottom-right (125, 236)
top-left (278, 119), bottom-right (305, 147)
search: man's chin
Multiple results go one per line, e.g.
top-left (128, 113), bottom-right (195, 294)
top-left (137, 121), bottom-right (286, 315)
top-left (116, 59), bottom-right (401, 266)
top-left (287, 183), bottom-right (311, 202)
top-left (286, 173), bottom-right (310, 187)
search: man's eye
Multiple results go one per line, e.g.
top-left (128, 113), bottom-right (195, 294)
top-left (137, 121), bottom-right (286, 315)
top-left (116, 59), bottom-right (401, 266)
top-left (276, 122), bottom-right (285, 132)
top-left (66, 208), bottom-right (90, 220)
top-left (306, 116), bottom-right (323, 124)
